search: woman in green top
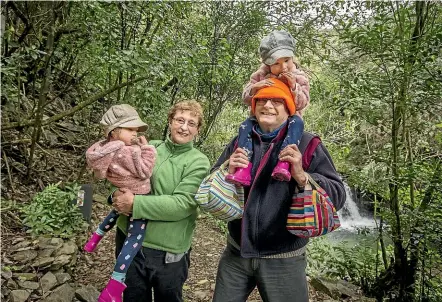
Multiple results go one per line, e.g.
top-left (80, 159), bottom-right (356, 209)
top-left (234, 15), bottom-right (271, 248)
top-left (111, 100), bottom-right (210, 302)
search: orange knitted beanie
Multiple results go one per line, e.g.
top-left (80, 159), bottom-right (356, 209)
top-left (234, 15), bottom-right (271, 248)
top-left (251, 78), bottom-right (296, 116)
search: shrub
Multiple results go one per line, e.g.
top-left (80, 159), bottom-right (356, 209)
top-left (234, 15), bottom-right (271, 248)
top-left (22, 183), bottom-right (88, 238)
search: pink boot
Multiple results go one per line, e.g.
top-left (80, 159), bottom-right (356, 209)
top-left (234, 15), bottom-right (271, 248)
top-left (272, 161), bottom-right (291, 181)
top-left (225, 163), bottom-right (252, 186)
top-left (98, 278), bottom-right (126, 302)
top-left (83, 232), bottom-right (103, 253)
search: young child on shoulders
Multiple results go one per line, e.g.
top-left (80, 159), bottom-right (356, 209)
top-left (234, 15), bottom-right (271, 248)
top-left (242, 30), bottom-right (310, 116)
top-left (83, 104), bottom-right (156, 302)
top-left (226, 30), bottom-right (310, 186)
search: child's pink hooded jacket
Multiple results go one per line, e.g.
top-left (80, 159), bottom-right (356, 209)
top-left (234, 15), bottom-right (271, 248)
top-left (242, 64), bottom-right (310, 117)
top-left (86, 140), bottom-right (156, 194)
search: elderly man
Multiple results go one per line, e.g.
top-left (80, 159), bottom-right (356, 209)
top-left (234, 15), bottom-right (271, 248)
top-left (211, 80), bottom-right (346, 302)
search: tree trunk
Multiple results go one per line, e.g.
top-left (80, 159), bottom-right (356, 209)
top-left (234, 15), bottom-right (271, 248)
top-left (26, 2), bottom-right (55, 179)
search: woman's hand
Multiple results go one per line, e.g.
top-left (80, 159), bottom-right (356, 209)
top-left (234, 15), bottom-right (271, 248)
top-left (228, 148), bottom-right (249, 174)
top-left (250, 79), bottom-right (274, 96)
top-left (113, 188), bottom-right (135, 216)
top-left (278, 144), bottom-right (307, 185)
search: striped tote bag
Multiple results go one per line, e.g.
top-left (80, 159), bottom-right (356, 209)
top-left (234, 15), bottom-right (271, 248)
top-left (195, 161), bottom-right (244, 222)
top-left (286, 175), bottom-right (340, 237)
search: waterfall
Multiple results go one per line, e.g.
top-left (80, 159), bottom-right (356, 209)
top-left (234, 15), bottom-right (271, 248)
top-left (338, 182), bottom-right (376, 231)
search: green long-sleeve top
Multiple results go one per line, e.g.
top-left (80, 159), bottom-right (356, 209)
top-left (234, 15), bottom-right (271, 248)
top-left (116, 137), bottom-right (210, 254)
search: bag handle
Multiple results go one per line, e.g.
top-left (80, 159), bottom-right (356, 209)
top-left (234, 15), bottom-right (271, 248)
top-left (295, 174), bottom-right (322, 194)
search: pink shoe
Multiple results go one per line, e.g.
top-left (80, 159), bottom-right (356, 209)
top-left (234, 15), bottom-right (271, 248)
top-left (272, 161), bottom-right (291, 181)
top-left (98, 278), bottom-right (126, 302)
top-left (84, 233), bottom-right (103, 253)
top-left (225, 163), bottom-right (252, 186)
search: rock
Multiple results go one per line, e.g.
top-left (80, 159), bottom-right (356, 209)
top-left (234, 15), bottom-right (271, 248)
top-left (31, 256), bottom-right (55, 268)
top-left (336, 280), bottom-right (359, 298)
top-left (1, 269), bottom-right (13, 280)
top-left (18, 280), bottom-right (40, 290)
top-left (11, 240), bottom-right (32, 251)
top-left (43, 283), bottom-right (75, 302)
top-left (1, 287), bottom-right (11, 299)
top-left (13, 272), bottom-right (38, 281)
top-left (194, 290), bottom-right (210, 300)
top-left (38, 248), bottom-right (56, 258)
top-left (11, 250), bottom-right (38, 264)
top-left (55, 241), bottom-right (77, 256)
top-left (41, 272), bottom-right (58, 293)
top-left (51, 254), bottom-right (72, 270)
top-left (310, 277), bottom-right (340, 299)
top-left (12, 238), bottom-right (26, 245)
top-left (10, 289), bottom-right (31, 302)
top-left (75, 284), bottom-right (100, 302)
top-left (37, 237), bottom-right (64, 250)
top-left (70, 253), bottom-right (78, 267)
top-left (51, 268), bottom-right (65, 275)
top-left (30, 293), bottom-right (42, 300)
top-left (55, 273), bottom-right (71, 285)
top-left (7, 278), bottom-right (18, 289)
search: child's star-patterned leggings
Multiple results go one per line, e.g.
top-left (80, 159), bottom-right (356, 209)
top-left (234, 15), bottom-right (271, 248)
top-left (98, 209), bottom-right (146, 281)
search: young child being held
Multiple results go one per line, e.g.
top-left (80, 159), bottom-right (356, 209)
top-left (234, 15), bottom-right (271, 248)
top-left (225, 30), bottom-right (310, 186)
top-left (83, 104), bottom-right (156, 302)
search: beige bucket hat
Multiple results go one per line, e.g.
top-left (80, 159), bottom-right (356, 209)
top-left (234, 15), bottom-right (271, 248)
top-left (100, 104), bottom-right (148, 136)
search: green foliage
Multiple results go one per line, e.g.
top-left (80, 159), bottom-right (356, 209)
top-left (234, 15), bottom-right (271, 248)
top-left (307, 236), bottom-right (380, 289)
top-left (22, 183), bottom-right (87, 238)
top-left (2, 1), bottom-right (442, 299)
top-left (203, 213), bottom-right (228, 236)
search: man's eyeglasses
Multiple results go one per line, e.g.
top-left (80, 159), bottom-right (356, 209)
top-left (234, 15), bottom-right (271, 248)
top-left (256, 98), bottom-right (285, 107)
top-left (172, 118), bottom-right (199, 129)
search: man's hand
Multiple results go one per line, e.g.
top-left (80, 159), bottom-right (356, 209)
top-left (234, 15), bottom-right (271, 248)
top-left (113, 188), bottom-right (135, 216)
top-left (228, 148), bottom-right (249, 174)
top-left (278, 144), bottom-right (307, 185)
top-left (250, 79), bottom-right (274, 96)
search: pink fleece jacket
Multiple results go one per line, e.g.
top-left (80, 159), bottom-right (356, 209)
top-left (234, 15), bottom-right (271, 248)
top-left (86, 140), bottom-right (156, 194)
top-left (242, 64), bottom-right (310, 117)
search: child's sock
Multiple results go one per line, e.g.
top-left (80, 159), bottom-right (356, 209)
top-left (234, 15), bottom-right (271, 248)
top-left (111, 271), bottom-right (126, 283)
top-left (96, 228), bottom-right (105, 236)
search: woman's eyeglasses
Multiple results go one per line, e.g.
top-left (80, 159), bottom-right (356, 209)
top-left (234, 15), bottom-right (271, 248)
top-left (172, 118), bottom-right (198, 129)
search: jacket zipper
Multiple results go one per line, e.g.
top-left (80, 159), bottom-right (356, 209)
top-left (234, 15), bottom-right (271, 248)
top-left (240, 142), bottom-right (274, 257)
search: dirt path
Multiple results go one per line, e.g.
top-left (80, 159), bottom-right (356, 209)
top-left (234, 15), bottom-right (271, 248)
top-left (73, 201), bottom-right (328, 301)
top-left (73, 201), bottom-right (263, 301)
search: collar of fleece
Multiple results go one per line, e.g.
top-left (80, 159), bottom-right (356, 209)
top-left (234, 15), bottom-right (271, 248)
top-left (165, 136), bottom-right (194, 154)
top-left (253, 120), bottom-right (288, 142)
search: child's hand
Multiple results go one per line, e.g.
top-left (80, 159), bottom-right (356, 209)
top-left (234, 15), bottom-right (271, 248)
top-left (137, 136), bottom-right (148, 146)
top-left (278, 72), bottom-right (296, 89)
top-left (250, 79), bottom-right (273, 96)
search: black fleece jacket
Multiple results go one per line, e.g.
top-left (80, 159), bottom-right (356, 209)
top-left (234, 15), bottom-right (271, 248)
top-left (212, 129), bottom-right (346, 258)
